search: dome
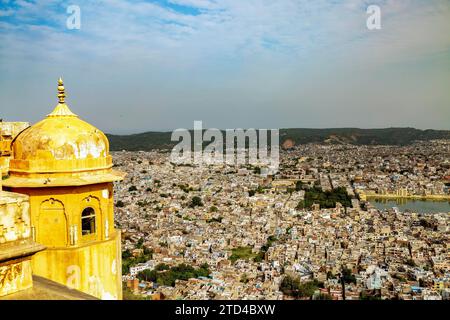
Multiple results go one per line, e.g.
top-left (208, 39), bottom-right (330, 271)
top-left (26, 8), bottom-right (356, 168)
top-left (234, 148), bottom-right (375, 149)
top-left (3, 78), bottom-right (124, 187)
top-left (12, 110), bottom-right (109, 168)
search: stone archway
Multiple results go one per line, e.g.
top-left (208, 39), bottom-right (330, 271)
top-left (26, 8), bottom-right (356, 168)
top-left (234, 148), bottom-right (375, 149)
top-left (38, 198), bottom-right (67, 247)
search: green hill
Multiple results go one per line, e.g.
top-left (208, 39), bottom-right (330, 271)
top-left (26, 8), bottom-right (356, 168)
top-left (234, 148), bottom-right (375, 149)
top-left (106, 127), bottom-right (450, 151)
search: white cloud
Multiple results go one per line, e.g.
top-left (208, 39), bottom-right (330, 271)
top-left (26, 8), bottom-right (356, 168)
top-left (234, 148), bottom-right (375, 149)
top-left (0, 9), bottom-right (14, 16)
top-left (168, 0), bottom-right (219, 9)
top-left (0, 0), bottom-right (449, 131)
top-left (1, 0), bottom-right (447, 67)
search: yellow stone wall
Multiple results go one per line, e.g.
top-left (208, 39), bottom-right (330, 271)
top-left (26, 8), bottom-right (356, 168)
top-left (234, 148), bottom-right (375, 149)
top-left (0, 190), bottom-right (42, 297)
top-left (32, 233), bottom-right (122, 300)
top-left (0, 157), bottom-right (10, 176)
top-left (0, 191), bottom-right (30, 243)
top-left (8, 182), bottom-right (122, 300)
top-left (0, 258), bottom-right (33, 297)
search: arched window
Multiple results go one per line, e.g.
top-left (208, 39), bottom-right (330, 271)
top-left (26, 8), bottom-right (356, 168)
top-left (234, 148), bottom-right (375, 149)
top-left (81, 207), bottom-right (96, 235)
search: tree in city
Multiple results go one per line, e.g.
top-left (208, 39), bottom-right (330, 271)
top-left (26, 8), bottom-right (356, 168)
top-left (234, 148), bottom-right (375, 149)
top-left (280, 275), bottom-right (320, 299)
top-left (190, 196), bottom-right (204, 208)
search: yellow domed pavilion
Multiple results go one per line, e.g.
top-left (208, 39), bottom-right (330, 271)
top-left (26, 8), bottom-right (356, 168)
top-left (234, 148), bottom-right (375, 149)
top-left (2, 78), bottom-right (125, 299)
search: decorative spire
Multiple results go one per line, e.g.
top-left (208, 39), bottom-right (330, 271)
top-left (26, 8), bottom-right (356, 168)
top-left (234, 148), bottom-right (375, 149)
top-left (47, 77), bottom-right (77, 117)
top-left (57, 77), bottom-right (65, 104)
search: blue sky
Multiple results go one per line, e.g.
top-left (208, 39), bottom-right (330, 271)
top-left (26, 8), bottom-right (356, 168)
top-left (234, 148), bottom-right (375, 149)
top-left (0, 0), bottom-right (449, 133)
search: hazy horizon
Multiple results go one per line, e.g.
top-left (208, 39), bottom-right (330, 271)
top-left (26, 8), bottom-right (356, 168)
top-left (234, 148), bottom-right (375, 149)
top-left (106, 126), bottom-right (450, 136)
top-left (108, 127), bottom-right (446, 136)
top-left (1, 0), bottom-right (449, 133)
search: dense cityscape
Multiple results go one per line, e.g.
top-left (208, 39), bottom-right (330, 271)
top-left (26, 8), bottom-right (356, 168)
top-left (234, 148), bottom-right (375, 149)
top-left (115, 140), bottom-right (450, 300)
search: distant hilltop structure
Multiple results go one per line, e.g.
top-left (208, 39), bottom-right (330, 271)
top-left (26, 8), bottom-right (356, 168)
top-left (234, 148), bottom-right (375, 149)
top-left (0, 121), bottom-right (29, 176)
top-left (281, 138), bottom-right (295, 150)
top-left (0, 78), bottom-right (125, 300)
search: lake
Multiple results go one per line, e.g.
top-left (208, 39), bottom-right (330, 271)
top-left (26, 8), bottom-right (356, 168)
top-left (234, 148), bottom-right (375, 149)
top-left (368, 198), bottom-right (450, 214)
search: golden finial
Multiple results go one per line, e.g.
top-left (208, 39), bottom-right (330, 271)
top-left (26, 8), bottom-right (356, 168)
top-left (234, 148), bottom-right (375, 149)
top-left (57, 77), bottom-right (65, 104)
top-left (47, 77), bottom-right (77, 117)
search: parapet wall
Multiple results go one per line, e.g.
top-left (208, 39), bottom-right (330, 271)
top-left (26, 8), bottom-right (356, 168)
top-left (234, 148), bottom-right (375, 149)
top-left (0, 190), bottom-right (45, 297)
